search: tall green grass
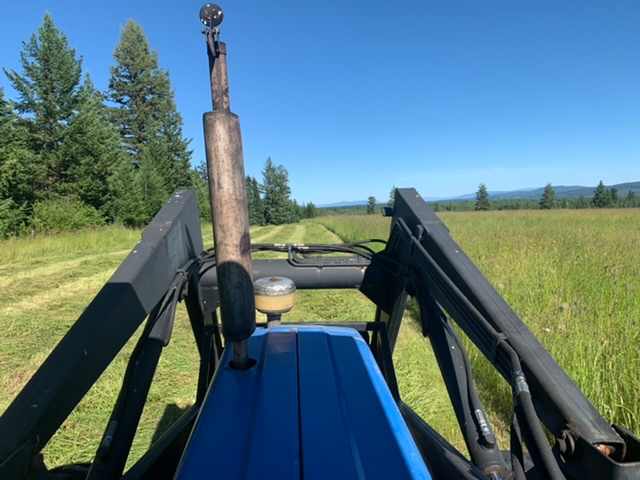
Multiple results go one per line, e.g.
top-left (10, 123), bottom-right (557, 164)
top-left (0, 225), bottom-right (140, 267)
top-left (316, 210), bottom-right (640, 436)
top-left (315, 214), bottom-right (391, 243)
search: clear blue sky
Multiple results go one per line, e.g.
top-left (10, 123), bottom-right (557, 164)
top-left (1, 1), bottom-right (639, 204)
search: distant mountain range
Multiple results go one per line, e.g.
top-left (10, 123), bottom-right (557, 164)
top-left (320, 181), bottom-right (640, 208)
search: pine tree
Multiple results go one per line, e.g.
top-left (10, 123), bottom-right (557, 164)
top-left (262, 158), bottom-right (292, 225)
top-left (245, 176), bottom-right (255, 223)
top-left (0, 89), bottom-right (36, 235)
top-left (609, 187), bottom-right (618, 206)
top-left (136, 153), bottom-right (168, 219)
top-left (304, 202), bottom-right (317, 218)
top-left (191, 165), bottom-right (211, 220)
top-left (246, 176), bottom-right (264, 225)
top-left (147, 107), bottom-right (192, 193)
top-left (108, 154), bottom-right (167, 226)
top-left (0, 89), bottom-right (37, 207)
top-left (388, 186), bottom-right (396, 208)
top-left (4, 14), bottom-right (83, 195)
top-left (625, 191), bottom-right (636, 208)
top-left (475, 183), bottom-right (490, 211)
top-left (4, 14), bottom-right (123, 221)
top-left (58, 78), bottom-right (125, 215)
top-left (539, 183), bottom-right (555, 209)
top-left (288, 199), bottom-right (302, 223)
top-left (366, 196), bottom-right (377, 214)
top-left (253, 177), bottom-right (265, 224)
top-left (108, 160), bottom-right (146, 226)
top-left (108, 21), bottom-right (191, 196)
top-left (592, 181), bottom-right (609, 208)
top-left (576, 196), bottom-right (588, 209)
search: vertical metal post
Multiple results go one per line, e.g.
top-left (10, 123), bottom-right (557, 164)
top-left (201, 5), bottom-right (255, 369)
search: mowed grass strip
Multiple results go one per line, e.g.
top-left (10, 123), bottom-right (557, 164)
top-left (0, 223), bottom-right (221, 468)
top-left (316, 209), bottom-right (640, 438)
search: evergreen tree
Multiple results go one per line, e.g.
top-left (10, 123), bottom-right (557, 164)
top-left (58, 78), bottom-right (125, 215)
top-left (388, 186), bottom-right (396, 208)
top-left (4, 14), bottom-right (83, 195)
top-left (108, 155), bottom-right (167, 226)
top-left (4, 14), bottom-right (123, 220)
top-left (475, 183), bottom-right (490, 211)
top-left (609, 187), bottom-right (618, 206)
top-left (0, 89), bottom-right (36, 235)
top-left (108, 160), bottom-right (146, 226)
top-left (592, 181), bottom-right (609, 208)
top-left (108, 21), bottom-right (191, 196)
top-left (252, 177), bottom-right (265, 224)
top-left (288, 199), bottom-right (302, 223)
top-left (136, 153), bottom-right (168, 219)
top-left (246, 176), bottom-right (264, 225)
top-left (262, 158), bottom-right (292, 225)
top-left (576, 196), bottom-right (589, 209)
top-left (625, 191), bottom-right (636, 208)
top-left (191, 164), bottom-right (211, 220)
top-left (366, 196), bottom-right (377, 214)
top-left (0, 89), bottom-right (37, 208)
top-left (539, 183), bottom-right (555, 209)
top-left (157, 107), bottom-right (192, 191)
top-left (304, 202), bottom-right (317, 218)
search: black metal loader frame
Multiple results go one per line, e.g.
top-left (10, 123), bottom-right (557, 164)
top-left (0, 188), bottom-right (638, 479)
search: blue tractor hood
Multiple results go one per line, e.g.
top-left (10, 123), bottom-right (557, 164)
top-left (175, 326), bottom-right (431, 480)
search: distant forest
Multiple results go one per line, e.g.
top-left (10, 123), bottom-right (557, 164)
top-left (324, 182), bottom-right (640, 215)
top-left (0, 15), bottom-right (312, 237)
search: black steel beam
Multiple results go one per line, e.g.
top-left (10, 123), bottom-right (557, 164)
top-left (0, 190), bottom-right (203, 477)
top-left (388, 188), bottom-right (620, 448)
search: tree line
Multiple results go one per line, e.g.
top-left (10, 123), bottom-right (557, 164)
top-left (245, 157), bottom-right (317, 225)
top-left (362, 187), bottom-right (396, 215)
top-left (327, 182), bottom-right (639, 216)
top-left (447, 181), bottom-right (640, 212)
top-left (0, 15), bottom-right (198, 236)
top-left (0, 15), bottom-right (309, 237)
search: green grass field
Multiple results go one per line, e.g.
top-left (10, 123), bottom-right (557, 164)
top-left (0, 220), bottom-right (458, 469)
top-left (1, 209), bottom-right (638, 470)
top-left (316, 210), bottom-right (640, 436)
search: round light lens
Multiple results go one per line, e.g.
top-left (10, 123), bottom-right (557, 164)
top-left (199, 3), bottom-right (224, 28)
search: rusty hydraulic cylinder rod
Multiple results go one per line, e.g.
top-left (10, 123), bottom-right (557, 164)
top-left (201, 4), bottom-right (255, 369)
top-left (208, 41), bottom-right (230, 112)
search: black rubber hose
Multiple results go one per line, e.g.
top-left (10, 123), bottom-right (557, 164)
top-left (499, 340), bottom-right (565, 480)
top-left (516, 389), bottom-right (564, 479)
top-left (442, 321), bottom-right (498, 448)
